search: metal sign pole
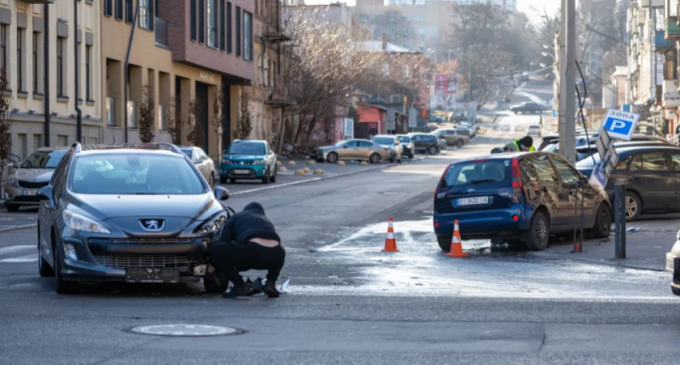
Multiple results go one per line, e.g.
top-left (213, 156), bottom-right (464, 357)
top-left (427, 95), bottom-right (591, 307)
top-left (614, 184), bottom-right (626, 259)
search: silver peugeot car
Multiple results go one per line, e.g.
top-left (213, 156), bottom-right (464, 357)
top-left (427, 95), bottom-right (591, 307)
top-left (3, 147), bottom-right (69, 212)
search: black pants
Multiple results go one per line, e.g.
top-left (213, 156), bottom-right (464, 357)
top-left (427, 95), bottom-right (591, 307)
top-left (208, 241), bottom-right (286, 286)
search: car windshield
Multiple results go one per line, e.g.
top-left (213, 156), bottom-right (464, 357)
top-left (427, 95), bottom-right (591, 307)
top-left (228, 143), bottom-right (266, 155)
top-left (542, 143), bottom-right (558, 153)
top-left (397, 136), bottom-right (410, 142)
top-left (444, 160), bottom-right (509, 187)
top-left (373, 137), bottom-right (395, 145)
top-left (180, 148), bottom-right (192, 158)
top-left (71, 154), bottom-right (206, 195)
top-left (529, 126), bottom-right (539, 130)
top-left (20, 150), bottom-right (67, 169)
top-left (576, 153), bottom-right (601, 168)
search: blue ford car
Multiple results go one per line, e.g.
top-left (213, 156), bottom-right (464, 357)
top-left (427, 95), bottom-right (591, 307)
top-left (220, 140), bottom-right (277, 184)
top-left (433, 152), bottom-right (612, 251)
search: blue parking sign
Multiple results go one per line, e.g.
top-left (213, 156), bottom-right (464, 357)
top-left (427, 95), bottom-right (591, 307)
top-left (589, 166), bottom-right (608, 189)
top-left (600, 109), bottom-right (639, 141)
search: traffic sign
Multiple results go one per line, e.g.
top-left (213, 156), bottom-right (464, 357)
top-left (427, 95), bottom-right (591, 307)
top-left (596, 129), bottom-right (610, 160)
top-left (600, 109), bottom-right (639, 141)
top-left (552, 109), bottom-right (558, 118)
top-left (589, 166), bottom-right (608, 189)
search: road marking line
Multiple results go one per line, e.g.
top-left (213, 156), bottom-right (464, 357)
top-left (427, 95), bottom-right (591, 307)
top-left (0, 254), bottom-right (38, 263)
top-left (0, 245), bottom-right (35, 255)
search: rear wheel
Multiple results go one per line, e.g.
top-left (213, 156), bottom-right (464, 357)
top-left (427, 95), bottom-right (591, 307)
top-left (327, 152), bottom-right (339, 163)
top-left (369, 153), bottom-right (381, 164)
top-left (428, 146), bottom-right (438, 155)
top-left (456, 140), bottom-right (464, 148)
top-left (591, 204), bottom-right (612, 238)
top-left (625, 192), bottom-right (642, 221)
top-left (409, 153), bottom-right (415, 159)
top-left (437, 235), bottom-right (452, 252)
top-left (5, 204), bottom-right (19, 212)
top-left (524, 211), bottom-right (549, 251)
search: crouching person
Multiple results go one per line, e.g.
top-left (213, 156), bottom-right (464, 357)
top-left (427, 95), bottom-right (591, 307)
top-left (208, 202), bottom-right (285, 298)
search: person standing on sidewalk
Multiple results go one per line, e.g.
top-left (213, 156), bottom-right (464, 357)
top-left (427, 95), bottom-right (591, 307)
top-left (208, 202), bottom-right (285, 298)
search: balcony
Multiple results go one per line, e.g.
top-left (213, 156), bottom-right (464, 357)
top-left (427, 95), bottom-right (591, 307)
top-left (666, 17), bottom-right (680, 40)
top-left (155, 17), bottom-right (169, 47)
top-left (654, 31), bottom-right (674, 51)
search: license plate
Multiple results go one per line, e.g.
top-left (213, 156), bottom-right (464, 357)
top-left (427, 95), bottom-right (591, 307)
top-left (22, 190), bottom-right (37, 196)
top-left (125, 268), bottom-right (180, 283)
top-left (458, 197), bottom-right (489, 206)
top-left (233, 169), bottom-right (251, 175)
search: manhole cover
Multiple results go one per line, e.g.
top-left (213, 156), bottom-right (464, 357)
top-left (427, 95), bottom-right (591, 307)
top-left (131, 324), bottom-right (240, 337)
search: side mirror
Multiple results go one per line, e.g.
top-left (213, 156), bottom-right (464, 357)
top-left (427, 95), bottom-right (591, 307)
top-left (214, 186), bottom-right (230, 201)
top-left (37, 186), bottom-right (54, 208)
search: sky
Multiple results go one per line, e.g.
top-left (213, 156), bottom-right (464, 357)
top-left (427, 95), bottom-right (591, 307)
top-left (301, 0), bottom-right (561, 17)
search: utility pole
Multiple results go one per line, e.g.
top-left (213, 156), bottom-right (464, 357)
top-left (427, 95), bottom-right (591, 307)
top-left (44, 3), bottom-right (50, 147)
top-left (558, 0), bottom-right (576, 164)
top-left (74, 0), bottom-right (82, 143)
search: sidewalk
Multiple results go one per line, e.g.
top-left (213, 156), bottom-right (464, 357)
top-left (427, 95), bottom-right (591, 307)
top-left (535, 215), bottom-right (680, 271)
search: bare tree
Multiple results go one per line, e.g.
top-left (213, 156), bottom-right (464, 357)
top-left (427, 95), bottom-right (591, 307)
top-left (138, 85), bottom-right (156, 143)
top-left (166, 95), bottom-right (183, 145)
top-left (459, 45), bottom-right (515, 110)
top-left (187, 99), bottom-right (204, 147)
top-left (0, 69), bottom-right (13, 163)
top-left (358, 9), bottom-right (414, 47)
top-left (236, 90), bottom-right (252, 140)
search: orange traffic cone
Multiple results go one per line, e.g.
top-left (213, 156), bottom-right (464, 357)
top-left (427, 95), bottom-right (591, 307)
top-left (445, 220), bottom-right (468, 258)
top-left (382, 217), bottom-right (399, 252)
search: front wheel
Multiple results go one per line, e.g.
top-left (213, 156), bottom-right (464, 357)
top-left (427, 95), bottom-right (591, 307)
top-left (5, 204), bottom-right (19, 212)
top-left (262, 168), bottom-right (271, 184)
top-left (524, 211), bottom-right (549, 251)
top-left (428, 146), bottom-right (438, 155)
top-left (456, 140), bottom-right (464, 148)
top-left (203, 274), bottom-right (228, 294)
top-left (54, 251), bottom-right (76, 294)
top-left (409, 153), bottom-right (415, 159)
top-left (220, 176), bottom-right (227, 184)
top-left (327, 152), bottom-right (339, 164)
top-left (369, 153), bottom-right (381, 164)
top-left (591, 204), bottom-right (612, 239)
top-left (38, 238), bottom-right (54, 277)
top-left (208, 173), bottom-right (215, 188)
top-left (270, 168), bottom-right (277, 183)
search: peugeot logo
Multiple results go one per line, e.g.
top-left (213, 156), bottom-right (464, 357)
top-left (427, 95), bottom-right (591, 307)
top-left (467, 188), bottom-right (476, 193)
top-left (139, 219), bottom-right (165, 232)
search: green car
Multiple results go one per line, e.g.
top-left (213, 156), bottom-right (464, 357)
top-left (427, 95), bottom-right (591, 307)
top-left (220, 140), bottom-right (278, 184)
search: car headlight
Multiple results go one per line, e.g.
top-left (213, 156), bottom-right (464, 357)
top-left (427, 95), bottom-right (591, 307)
top-left (63, 211), bottom-right (110, 234)
top-left (8, 176), bottom-right (18, 187)
top-left (197, 212), bottom-right (227, 233)
top-left (252, 160), bottom-right (267, 165)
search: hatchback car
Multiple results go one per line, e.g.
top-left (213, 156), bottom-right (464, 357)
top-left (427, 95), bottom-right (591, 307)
top-left (36, 143), bottom-right (230, 294)
top-left (432, 129), bottom-right (470, 148)
top-left (315, 139), bottom-right (390, 164)
top-left (456, 124), bottom-right (476, 138)
top-left (220, 140), bottom-right (277, 184)
top-left (576, 144), bottom-right (680, 221)
top-left (372, 135), bottom-right (404, 163)
top-left (3, 147), bottom-right (68, 212)
top-left (510, 102), bottom-right (547, 114)
top-left (409, 133), bottom-right (441, 155)
top-left (180, 146), bottom-right (216, 187)
top-left (433, 152), bottom-right (612, 251)
top-left (396, 135), bottom-right (416, 159)
top-left (527, 125), bottom-right (541, 137)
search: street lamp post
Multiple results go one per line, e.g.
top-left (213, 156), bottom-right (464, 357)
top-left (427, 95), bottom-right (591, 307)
top-left (74, 0), bottom-right (82, 143)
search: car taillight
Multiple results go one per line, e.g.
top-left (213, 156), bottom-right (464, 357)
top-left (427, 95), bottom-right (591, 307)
top-left (511, 158), bottom-right (523, 204)
top-left (435, 165), bottom-right (449, 200)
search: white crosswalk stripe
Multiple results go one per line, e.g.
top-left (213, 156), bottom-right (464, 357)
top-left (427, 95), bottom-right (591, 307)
top-left (0, 254), bottom-right (38, 263)
top-left (0, 245), bottom-right (37, 264)
top-left (0, 245), bottom-right (34, 255)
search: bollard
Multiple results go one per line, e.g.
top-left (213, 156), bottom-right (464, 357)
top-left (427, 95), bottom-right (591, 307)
top-left (614, 184), bottom-right (626, 259)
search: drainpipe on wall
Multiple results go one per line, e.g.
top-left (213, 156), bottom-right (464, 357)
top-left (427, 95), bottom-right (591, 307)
top-left (123, 4), bottom-right (141, 143)
top-left (44, 4), bottom-right (51, 147)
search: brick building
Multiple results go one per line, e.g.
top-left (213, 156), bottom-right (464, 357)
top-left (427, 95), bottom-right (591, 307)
top-left (101, 0), bottom-right (254, 156)
top-left (5, 0), bottom-right (102, 161)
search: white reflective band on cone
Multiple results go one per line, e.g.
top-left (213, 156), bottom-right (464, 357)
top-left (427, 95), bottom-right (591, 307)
top-left (386, 233), bottom-right (395, 239)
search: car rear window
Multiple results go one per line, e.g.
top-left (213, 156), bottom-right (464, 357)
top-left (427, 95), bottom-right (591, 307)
top-left (443, 160), bottom-right (509, 187)
top-left (373, 137), bottom-right (395, 145)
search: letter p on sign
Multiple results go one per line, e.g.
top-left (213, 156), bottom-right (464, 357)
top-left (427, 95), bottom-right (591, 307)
top-left (601, 109), bottom-right (639, 141)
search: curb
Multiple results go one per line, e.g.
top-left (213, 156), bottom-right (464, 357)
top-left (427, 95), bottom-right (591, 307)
top-left (0, 224), bottom-right (38, 233)
top-left (531, 250), bottom-right (666, 272)
top-left (231, 156), bottom-right (428, 197)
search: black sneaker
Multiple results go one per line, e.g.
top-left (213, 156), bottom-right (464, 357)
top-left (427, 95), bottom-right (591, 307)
top-left (222, 283), bottom-right (253, 298)
top-left (263, 280), bottom-right (280, 298)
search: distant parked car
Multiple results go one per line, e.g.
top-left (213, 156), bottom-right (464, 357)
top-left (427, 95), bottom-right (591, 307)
top-left (510, 102), bottom-right (547, 114)
top-left (432, 129), bottom-right (470, 148)
top-left (574, 141), bottom-right (667, 162)
top-left (180, 146), bottom-right (216, 187)
top-left (434, 152), bottom-right (612, 252)
top-left (409, 133), bottom-right (441, 155)
top-left (634, 122), bottom-right (663, 137)
top-left (396, 135), bottom-right (416, 159)
top-left (3, 147), bottom-right (69, 212)
top-left (220, 140), bottom-right (277, 184)
top-left (452, 113), bottom-right (469, 123)
top-left (372, 135), bottom-right (404, 163)
top-left (315, 139), bottom-right (391, 164)
top-left (527, 125), bottom-right (542, 137)
top-left (667, 232), bottom-right (680, 295)
top-left (456, 124), bottom-right (476, 138)
top-left (576, 144), bottom-right (680, 221)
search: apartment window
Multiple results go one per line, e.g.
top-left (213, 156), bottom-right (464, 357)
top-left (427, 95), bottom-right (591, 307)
top-left (236, 6), bottom-right (241, 56)
top-left (244, 11), bottom-right (252, 61)
top-left (116, 0), bottom-right (123, 20)
top-left (208, 0), bottom-right (217, 47)
top-left (190, 0), bottom-right (197, 41)
top-left (17, 29), bottom-right (24, 92)
top-left (32, 32), bottom-right (40, 94)
top-left (86, 45), bottom-right (92, 101)
top-left (219, 0), bottom-right (225, 51)
top-left (199, 0), bottom-right (205, 43)
top-left (105, 0), bottom-right (113, 17)
top-left (140, 0), bottom-right (153, 30)
top-left (227, 2), bottom-right (232, 53)
top-left (126, 0), bottom-right (133, 23)
top-left (0, 25), bottom-right (6, 74)
top-left (57, 38), bottom-right (64, 97)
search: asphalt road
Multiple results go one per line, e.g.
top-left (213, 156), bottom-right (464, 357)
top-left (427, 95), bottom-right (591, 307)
top-left (4, 82), bottom-right (680, 364)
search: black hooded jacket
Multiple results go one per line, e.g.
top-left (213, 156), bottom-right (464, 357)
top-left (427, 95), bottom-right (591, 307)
top-left (217, 202), bottom-right (281, 244)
